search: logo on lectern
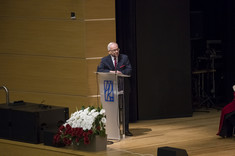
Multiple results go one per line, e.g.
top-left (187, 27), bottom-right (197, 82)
top-left (104, 80), bottom-right (114, 102)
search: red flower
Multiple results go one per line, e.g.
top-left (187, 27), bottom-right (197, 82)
top-left (65, 124), bottom-right (72, 130)
top-left (65, 124), bottom-right (72, 135)
top-left (84, 136), bottom-right (90, 145)
top-left (88, 130), bottom-right (93, 135)
top-left (63, 137), bottom-right (71, 145)
top-left (71, 128), bottom-right (77, 136)
top-left (59, 125), bottom-right (65, 131)
top-left (83, 132), bottom-right (88, 137)
top-left (53, 134), bottom-right (61, 143)
top-left (75, 137), bottom-right (79, 143)
top-left (75, 127), bottom-right (83, 137)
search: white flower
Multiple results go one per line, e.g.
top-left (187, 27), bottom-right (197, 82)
top-left (88, 109), bottom-right (96, 115)
top-left (91, 112), bottom-right (99, 118)
top-left (63, 106), bottom-right (106, 132)
top-left (101, 117), bottom-right (106, 124)
top-left (100, 109), bottom-right (105, 115)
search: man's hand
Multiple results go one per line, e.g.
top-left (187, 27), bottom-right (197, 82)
top-left (110, 70), bottom-right (122, 74)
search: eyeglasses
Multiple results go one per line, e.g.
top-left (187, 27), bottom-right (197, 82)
top-left (109, 48), bottom-right (120, 52)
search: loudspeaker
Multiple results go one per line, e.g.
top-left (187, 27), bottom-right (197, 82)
top-left (0, 102), bottom-right (36, 140)
top-left (0, 102), bottom-right (69, 144)
top-left (0, 104), bottom-right (11, 139)
top-left (11, 103), bottom-right (69, 144)
top-left (157, 146), bottom-right (188, 156)
top-left (43, 128), bottom-right (65, 147)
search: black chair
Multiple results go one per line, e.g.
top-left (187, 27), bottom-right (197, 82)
top-left (220, 111), bottom-right (235, 138)
top-left (227, 111), bottom-right (235, 136)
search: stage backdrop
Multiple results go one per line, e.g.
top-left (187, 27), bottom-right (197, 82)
top-left (136, 0), bottom-right (192, 119)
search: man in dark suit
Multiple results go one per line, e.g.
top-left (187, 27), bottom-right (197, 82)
top-left (97, 42), bottom-right (133, 136)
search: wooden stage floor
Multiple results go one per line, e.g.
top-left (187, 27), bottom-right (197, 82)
top-left (1, 107), bottom-right (235, 156)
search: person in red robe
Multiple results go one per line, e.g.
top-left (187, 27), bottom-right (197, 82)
top-left (217, 85), bottom-right (235, 137)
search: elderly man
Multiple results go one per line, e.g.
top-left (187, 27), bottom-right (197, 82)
top-left (97, 42), bottom-right (132, 75)
top-left (97, 42), bottom-right (133, 136)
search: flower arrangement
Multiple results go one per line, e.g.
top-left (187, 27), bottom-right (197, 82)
top-left (53, 106), bottom-right (106, 147)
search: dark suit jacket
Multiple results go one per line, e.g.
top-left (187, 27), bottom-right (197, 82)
top-left (97, 54), bottom-right (132, 75)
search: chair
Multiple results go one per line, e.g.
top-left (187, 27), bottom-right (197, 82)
top-left (226, 111), bottom-right (235, 136)
top-left (221, 111), bottom-right (235, 137)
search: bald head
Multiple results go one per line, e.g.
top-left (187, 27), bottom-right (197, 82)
top-left (107, 42), bottom-right (120, 58)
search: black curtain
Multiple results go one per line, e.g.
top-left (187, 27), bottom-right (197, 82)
top-left (115, 0), bottom-right (138, 122)
top-left (135, 0), bottom-right (192, 119)
top-left (224, 0), bottom-right (235, 102)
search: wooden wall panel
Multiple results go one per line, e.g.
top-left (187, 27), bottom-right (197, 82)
top-left (87, 96), bottom-right (101, 107)
top-left (0, 18), bottom-right (85, 58)
top-left (0, 0), bottom-right (116, 120)
top-left (84, 0), bottom-right (115, 19)
top-left (0, 54), bottom-right (87, 95)
top-left (85, 20), bottom-right (116, 58)
top-left (0, 0), bottom-right (83, 20)
top-left (86, 59), bottom-right (101, 95)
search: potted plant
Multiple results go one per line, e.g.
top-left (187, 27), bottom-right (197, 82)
top-left (53, 106), bottom-right (107, 151)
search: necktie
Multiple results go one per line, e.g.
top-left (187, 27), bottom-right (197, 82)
top-left (114, 57), bottom-right (117, 70)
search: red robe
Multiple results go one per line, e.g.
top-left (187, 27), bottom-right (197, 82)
top-left (217, 92), bottom-right (235, 135)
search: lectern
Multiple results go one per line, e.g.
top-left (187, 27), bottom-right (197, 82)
top-left (96, 72), bottom-right (130, 140)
